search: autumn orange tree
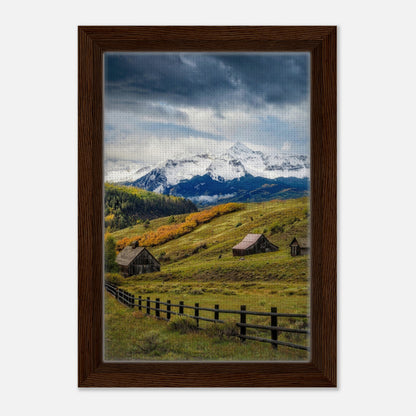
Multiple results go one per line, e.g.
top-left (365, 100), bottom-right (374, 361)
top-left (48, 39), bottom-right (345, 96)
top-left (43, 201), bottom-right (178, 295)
top-left (116, 202), bottom-right (243, 251)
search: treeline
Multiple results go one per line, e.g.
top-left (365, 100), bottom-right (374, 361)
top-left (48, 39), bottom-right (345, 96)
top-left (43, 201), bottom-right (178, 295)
top-left (116, 202), bottom-right (244, 251)
top-left (104, 183), bottom-right (197, 231)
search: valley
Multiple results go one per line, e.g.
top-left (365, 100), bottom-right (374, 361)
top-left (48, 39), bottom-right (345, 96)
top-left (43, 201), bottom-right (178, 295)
top-left (105, 197), bottom-right (310, 361)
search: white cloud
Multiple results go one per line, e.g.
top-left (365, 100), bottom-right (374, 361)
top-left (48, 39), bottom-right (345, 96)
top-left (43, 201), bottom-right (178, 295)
top-left (188, 193), bottom-right (237, 204)
top-left (104, 99), bottom-right (310, 164)
top-left (104, 135), bottom-right (233, 164)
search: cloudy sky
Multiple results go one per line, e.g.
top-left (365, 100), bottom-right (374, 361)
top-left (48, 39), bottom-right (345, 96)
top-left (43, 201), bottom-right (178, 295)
top-left (104, 52), bottom-right (310, 165)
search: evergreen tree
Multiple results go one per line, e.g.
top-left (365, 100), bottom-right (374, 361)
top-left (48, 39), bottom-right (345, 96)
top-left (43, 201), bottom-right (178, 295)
top-left (104, 184), bottom-right (197, 231)
top-left (104, 234), bottom-right (118, 272)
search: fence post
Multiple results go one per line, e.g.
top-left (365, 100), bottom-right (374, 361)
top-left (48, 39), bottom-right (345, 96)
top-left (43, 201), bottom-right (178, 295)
top-left (138, 296), bottom-right (142, 311)
top-left (271, 307), bottom-right (278, 350)
top-left (240, 305), bottom-right (246, 342)
top-left (116, 287), bottom-right (119, 301)
top-left (146, 297), bottom-right (150, 315)
top-left (214, 304), bottom-right (219, 321)
top-left (167, 300), bottom-right (171, 320)
top-left (155, 298), bottom-right (160, 318)
top-left (195, 303), bottom-right (199, 328)
top-left (179, 301), bottom-right (184, 315)
top-left (131, 294), bottom-right (135, 308)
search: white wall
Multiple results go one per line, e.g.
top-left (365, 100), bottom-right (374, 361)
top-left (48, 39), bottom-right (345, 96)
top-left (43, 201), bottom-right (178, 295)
top-left (1, 1), bottom-right (415, 415)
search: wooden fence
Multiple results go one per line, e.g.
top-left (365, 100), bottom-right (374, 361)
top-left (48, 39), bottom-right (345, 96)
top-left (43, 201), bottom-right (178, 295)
top-left (105, 281), bottom-right (310, 352)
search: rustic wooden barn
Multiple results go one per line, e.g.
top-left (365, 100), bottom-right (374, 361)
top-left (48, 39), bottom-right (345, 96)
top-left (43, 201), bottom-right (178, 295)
top-left (289, 237), bottom-right (310, 256)
top-left (232, 233), bottom-right (279, 257)
top-left (116, 242), bottom-right (160, 276)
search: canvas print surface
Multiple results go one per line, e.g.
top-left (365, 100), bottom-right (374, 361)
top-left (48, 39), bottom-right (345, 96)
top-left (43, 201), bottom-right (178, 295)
top-left (103, 52), bottom-right (310, 361)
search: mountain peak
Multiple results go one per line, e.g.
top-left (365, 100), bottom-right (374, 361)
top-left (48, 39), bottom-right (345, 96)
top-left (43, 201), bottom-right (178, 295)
top-left (228, 141), bottom-right (254, 154)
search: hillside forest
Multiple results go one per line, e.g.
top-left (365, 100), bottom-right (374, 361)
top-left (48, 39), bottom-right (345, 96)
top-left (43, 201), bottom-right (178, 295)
top-left (104, 183), bottom-right (197, 231)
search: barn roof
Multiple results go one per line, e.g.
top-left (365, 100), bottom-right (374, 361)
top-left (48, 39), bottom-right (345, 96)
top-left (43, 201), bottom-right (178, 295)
top-left (232, 234), bottom-right (270, 250)
top-left (290, 237), bottom-right (310, 248)
top-left (116, 246), bottom-right (146, 267)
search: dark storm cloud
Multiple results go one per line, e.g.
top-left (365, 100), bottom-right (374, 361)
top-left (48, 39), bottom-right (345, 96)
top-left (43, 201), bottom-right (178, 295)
top-left (104, 53), bottom-right (309, 111)
top-left (104, 98), bottom-right (190, 121)
top-left (104, 52), bottom-right (311, 161)
top-left (217, 54), bottom-right (309, 105)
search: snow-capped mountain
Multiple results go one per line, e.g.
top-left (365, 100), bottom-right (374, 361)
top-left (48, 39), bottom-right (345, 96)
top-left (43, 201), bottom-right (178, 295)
top-left (104, 160), bottom-right (152, 183)
top-left (105, 143), bottom-right (310, 205)
top-left (208, 142), bottom-right (310, 181)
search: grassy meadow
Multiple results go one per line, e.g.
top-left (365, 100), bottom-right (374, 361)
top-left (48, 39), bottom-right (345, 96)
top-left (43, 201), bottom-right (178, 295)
top-left (105, 197), bottom-right (310, 361)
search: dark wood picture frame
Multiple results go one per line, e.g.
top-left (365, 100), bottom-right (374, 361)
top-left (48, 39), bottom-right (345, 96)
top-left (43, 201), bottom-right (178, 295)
top-left (78, 26), bottom-right (336, 387)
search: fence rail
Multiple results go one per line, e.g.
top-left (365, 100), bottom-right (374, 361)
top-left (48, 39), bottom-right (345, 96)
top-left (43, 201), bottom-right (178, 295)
top-left (105, 281), bottom-right (310, 352)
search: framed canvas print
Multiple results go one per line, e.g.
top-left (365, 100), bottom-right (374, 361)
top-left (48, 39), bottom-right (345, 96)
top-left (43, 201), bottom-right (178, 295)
top-left (78, 26), bottom-right (336, 387)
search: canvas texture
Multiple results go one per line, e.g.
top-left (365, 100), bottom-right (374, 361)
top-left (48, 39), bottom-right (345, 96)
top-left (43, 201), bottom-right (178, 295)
top-left (103, 53), bottom-right (311, 361)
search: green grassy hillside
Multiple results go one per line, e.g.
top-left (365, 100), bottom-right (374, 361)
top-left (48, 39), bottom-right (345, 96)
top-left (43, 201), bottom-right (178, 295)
top-left (111, 197), bottom-right (309, 282)
top-left (105, 293), bottom-right (308, 361)
top-left (105, 197), bottom-right (310, 361)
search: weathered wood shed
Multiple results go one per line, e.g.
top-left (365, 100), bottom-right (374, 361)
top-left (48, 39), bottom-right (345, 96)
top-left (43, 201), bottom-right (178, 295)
top-left (116, 242), bottom-right (160, 276)
top-left (232, 233), bottom-right (279, 257)
top-left (289, 237), bottom-right (310, 256)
